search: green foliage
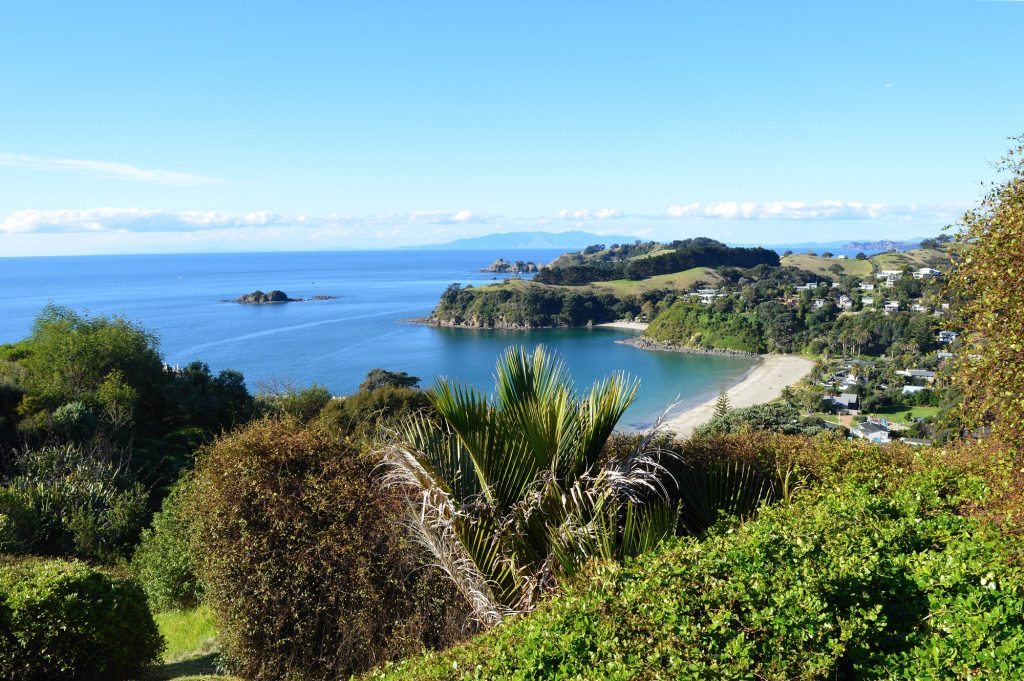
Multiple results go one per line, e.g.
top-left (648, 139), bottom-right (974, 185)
top-left (189, 418), bottom-right (466, 680)
top-left (695, 401), bottom-right (829, 437)
top-left (434, 281), bottom-right (623, 328)
top-left (16, 304), bottom-right (165, 410)
top-left (319, 386), bottom-right (431, 437)
top-left (255, 382), bottom-right (332, 421)
top-left (0, 559), bottom-right (164, 681)
top-left (0, 444), bottom-right (148, 561)
top-left (385, 346), bottom-right (674, 624)
top-left (712, 387), bottom-right (731, 420)
top-left (132, 476), bottom-right (202, 612)
top-left (369, 470), bottom-right (1024, 680)
top-left (949, 136), bottom-right (1024, 443)
top-left (647, 301), bottom-right (765, 353)
top-left (360, 368), bottom-right (421, 392)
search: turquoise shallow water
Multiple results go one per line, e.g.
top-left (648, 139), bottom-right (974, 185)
top-left (0, 250), bottom-right (756, 430)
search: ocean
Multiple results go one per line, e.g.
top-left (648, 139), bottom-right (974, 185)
top-left (0, 250), bottom-right (756, 430)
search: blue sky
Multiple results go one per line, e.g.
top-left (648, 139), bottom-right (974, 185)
top-left (1, 1), bottom-right (1021, 255)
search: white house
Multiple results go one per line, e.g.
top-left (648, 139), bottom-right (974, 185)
top-left (862, 296), bottom-right (875, 307)
top-left (910, 303), bottom-right (928, 313)
top-left (838, 295), bottom-right (854, 311)
top-left (852, 421), bottom-right (891, 443)
top-left (795, 282), bottom-right (820, 292)
top-left (938, 330), bottom-right (959, 344)
top-left (859, 283), bottom-right (875, 291)
top-left (883, 300), bottom-right (900, 314)
top-left (913, 267), bottom-right (942, 280)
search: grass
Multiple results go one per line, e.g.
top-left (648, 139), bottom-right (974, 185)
top-left (869, 404), bottom-right (940, 426)
top-left (590, 267), bottom-right (722, 294)
top-left (142, 605), bottom-right (239, 681)
top-left (871, 248), bottom-right (951, 272)
top-left (781, 253), bottom-right (874, 277)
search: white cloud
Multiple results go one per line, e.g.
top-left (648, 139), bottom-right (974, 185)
top-left (556, 208), bottom-right (623, 219)
top-left (664, 199), bottom-right (955, 222)
top-left (0, 208), bottom-right (302, 234)
top-left (407, 209), bottom-right (485, 224)
top-left (0, 153), bottom-right (222, 186)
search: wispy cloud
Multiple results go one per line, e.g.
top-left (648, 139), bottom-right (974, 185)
top-left (0, 153), bottom-right (222, 186)
top-left (1, 198), bottom-right (961, 238)
top-left (665, 200), bottom-right (960, 222)
top-left (556, 208), bottom-right (623, 220)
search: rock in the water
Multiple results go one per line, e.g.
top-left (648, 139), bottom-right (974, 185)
top-left (235, 289), bottom-right (298, 304)
top-left (481, 258), bottom-right (539, 273)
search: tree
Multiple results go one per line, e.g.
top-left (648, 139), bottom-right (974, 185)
top-left (822, 251), bottom-right (835, 258)
top-left (855, 252), bottom-right (868, 260)
top-left (713, 387), bottom-right (731, 420)
top-left (383, 346), bottom-right (673, 625)
top-left (359, 368), bottom-right (420, 392)
top-left (949, 136), bottom-right (1024, 443)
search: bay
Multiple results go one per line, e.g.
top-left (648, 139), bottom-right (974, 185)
top-left (0, 250), bottom-right (756, 430)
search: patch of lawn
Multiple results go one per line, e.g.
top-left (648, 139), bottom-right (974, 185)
top-left (591, 267), bottom-right (722, 294)
top-left (156, 605), bottom-right (219, 662)
top-left (781, 253), bottom-right (873, 277)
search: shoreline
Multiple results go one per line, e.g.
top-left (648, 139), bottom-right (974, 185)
top-left (659, 354), bottom-right (815, 438)
top-left (594, 320), bottom-right (649, 331)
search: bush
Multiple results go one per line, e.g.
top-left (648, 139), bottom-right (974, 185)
top-left (189, 418), bottom-right (467, 680)
top-left (0, 559), bottom-right (163, 681)
top-left (132, 476), bottom-right (202, 612)
top-left (371, 469), bottom-right (1024, 679)
top-left (319, 386), bottom-right (431, 437)
top-left (0, 445), bottom-right (148, 562)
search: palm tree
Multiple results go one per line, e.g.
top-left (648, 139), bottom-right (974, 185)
top-left (381, 346), bottom-right (675, 626)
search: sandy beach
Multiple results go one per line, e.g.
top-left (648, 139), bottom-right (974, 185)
top-left (595, 321), bottom-right (650, 331)
top-left (662, 354), bottom-right (815, 438)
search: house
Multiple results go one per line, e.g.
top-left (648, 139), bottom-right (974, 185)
top-left (910, 303), bottom-right (928, 313)
top-left (838, 295), bottom-right (854, 311)
top-left (862, 296), bottom-right (875, 307)
top-left (858, 283), bottom-right (875, 291)
top-left (896, 369), bottom-right (937, 381)
top-left (902, 385), bottom-right (928, 395)
top-left (937, 351), bottom-right (954, 360)
top-left (812, 299), bottom-right (826, 309)
top-left (902, 438), bottom-right (933, 446)
top-left (876, 270), bottom-right (903, 288)
top-left (795, 282), bottom-right (820, 292)
top-left (913, 267), bottom-right (942, 280)
top-left (852, 421), bottom-right (890, 443)
top-left (830, 393), bottom-right (859, 411)
top-left (835, 254), bottom-right (848, 260)
top-left (883, 300), bottom-right (900, 314)
top-left (688, 288), bottom-right (722, 305)
top-left (938, 330), bottom-right (959, 344)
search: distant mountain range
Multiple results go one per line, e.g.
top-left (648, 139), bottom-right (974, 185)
top-left (746, 238), bottom-right (928, 257)
top-left (414, 231), bottom-right (931, 256)
top-left (413, 230), bottom-right (642, 250)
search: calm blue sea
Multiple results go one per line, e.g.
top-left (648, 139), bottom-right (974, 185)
top-left (0, 250), bottom-right (756, 430)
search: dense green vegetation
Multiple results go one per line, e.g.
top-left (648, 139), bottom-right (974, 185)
top-left (369, 465), bottom-right (1024, 680)
top-left (534, 238), bottom-right (779, 285)
top-left (0, 558), bottom-right (163, 681)
top-left (385, 347), bottom-right (671, 623)
top-left (187, 418), bottom-right (467, 680)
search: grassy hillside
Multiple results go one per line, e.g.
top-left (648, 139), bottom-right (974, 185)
top-left (590, 267), bottom-right (722, 294)
top-left (871, 247), bottom-right (953, 271)
top-left (781, 253), bottom-right (874, 277)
